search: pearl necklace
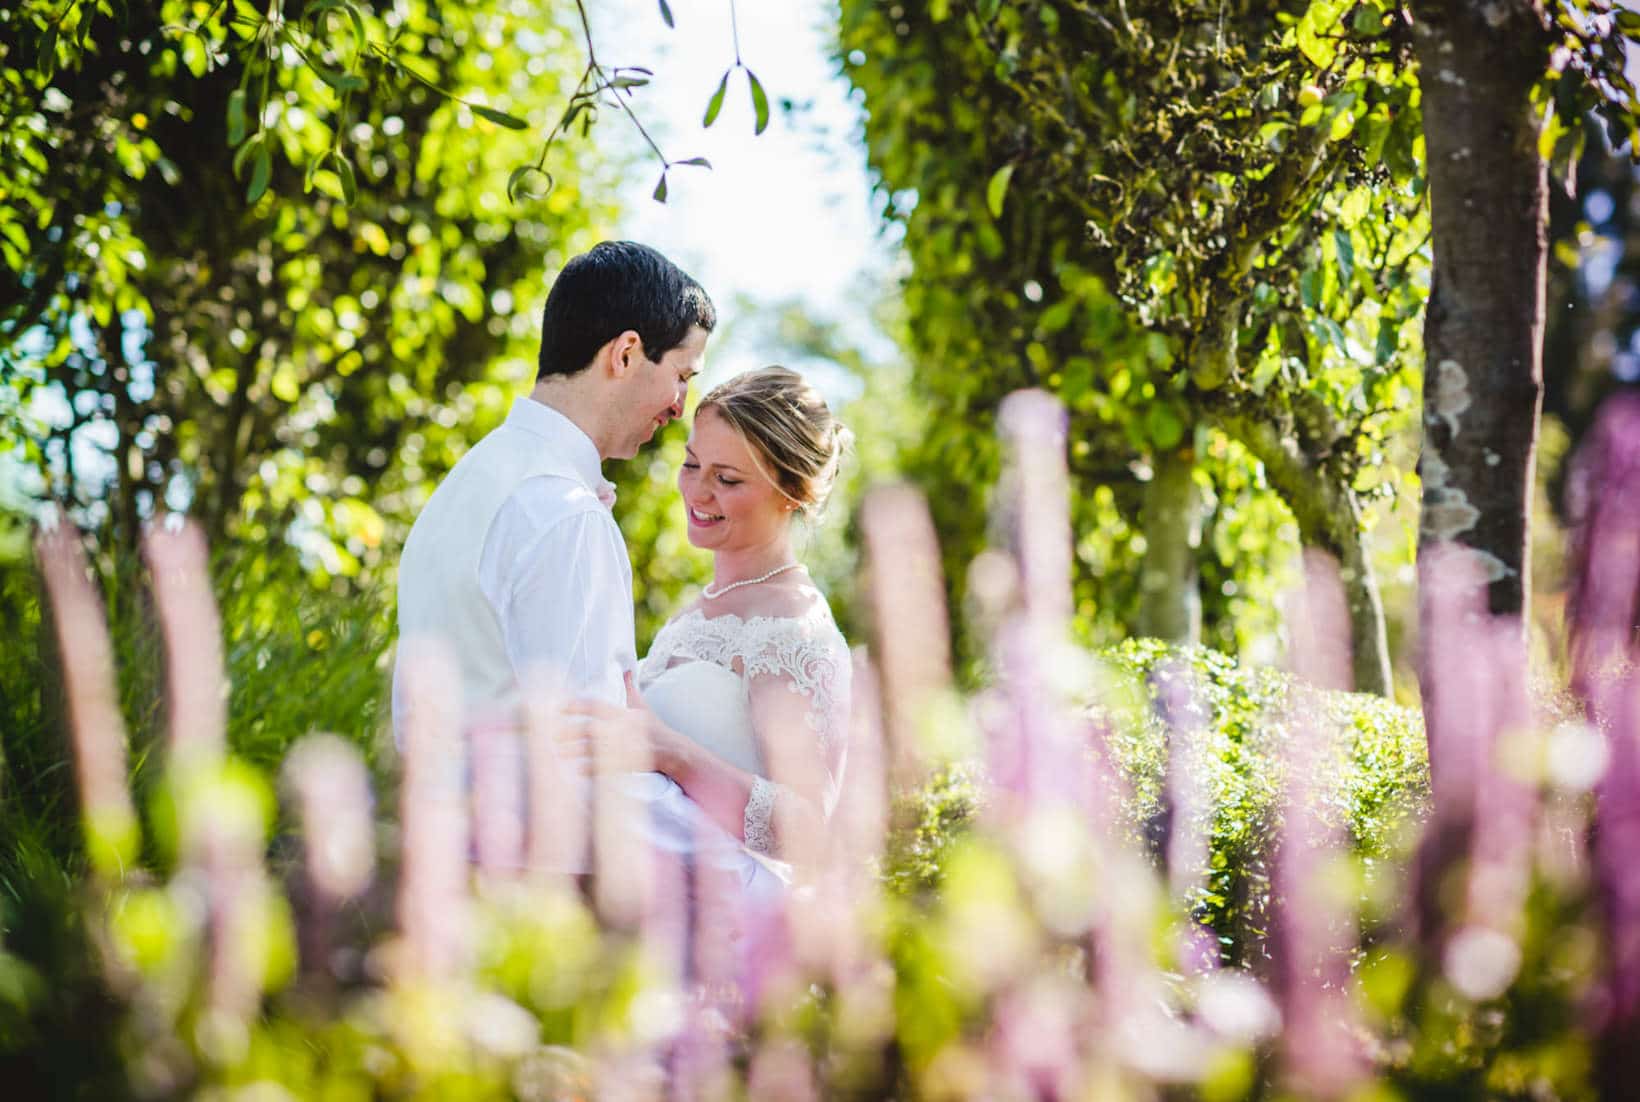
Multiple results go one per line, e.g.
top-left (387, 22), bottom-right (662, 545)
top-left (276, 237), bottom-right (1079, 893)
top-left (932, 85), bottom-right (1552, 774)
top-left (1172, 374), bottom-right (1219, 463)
top-left (702, 562), bottom-right (802, 600)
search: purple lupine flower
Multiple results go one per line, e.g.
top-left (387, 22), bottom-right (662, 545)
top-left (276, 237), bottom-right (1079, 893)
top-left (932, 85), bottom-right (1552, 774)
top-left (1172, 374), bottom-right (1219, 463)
top-left (997, 389), bottom-right (1073, 629)
top-left (282, 733), bottom-right (375, 984)
top-left (989, 390), bottom-right (1089, 811)
top-left (1271, 552), bottom-right (1366, 1097)
top-left (1450, 616), bottom-right (1535, 1001)
top-left (1414, 540), bottom-right (1539, 1005)
top-left (1412, 544), bottom-right (1496, 947)
top-left (588, 706), bottom-right (653, 930)
top-left (1566, 391), bottom-right (1640, 705)
top-left (393, 638), bottom-right (470, 982)
top-left (35, 524), bottom-right (140, 880)
top-left (143, 522), bottom-right (227, 768)
top-left (1566, 393), bottom-right (1640, 1085)
top-left (1154, 659), bottom-right (1219, 973)
top-left (518, 668), bottom-right (588, 888)
top-left (468, 722), bottom-right (525, 879)
top-left (860, 483), bottom-right (953, 783)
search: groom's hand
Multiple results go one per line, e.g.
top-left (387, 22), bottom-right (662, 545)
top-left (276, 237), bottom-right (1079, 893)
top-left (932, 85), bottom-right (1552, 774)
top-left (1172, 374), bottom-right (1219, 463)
top-left (624, 671), bottom-right (644, 709)
top-left (554, 698), bottom-right (657, 776)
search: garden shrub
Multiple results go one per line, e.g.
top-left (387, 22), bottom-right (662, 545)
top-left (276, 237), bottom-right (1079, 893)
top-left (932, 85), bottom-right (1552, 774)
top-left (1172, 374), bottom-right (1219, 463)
top-left (886, 638), bottom-right (1432, 968)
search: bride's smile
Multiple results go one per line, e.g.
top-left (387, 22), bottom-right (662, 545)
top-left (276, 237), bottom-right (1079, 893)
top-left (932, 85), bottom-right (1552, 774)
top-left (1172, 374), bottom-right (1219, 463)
top-left (678, 404), bottom-right (794, 556)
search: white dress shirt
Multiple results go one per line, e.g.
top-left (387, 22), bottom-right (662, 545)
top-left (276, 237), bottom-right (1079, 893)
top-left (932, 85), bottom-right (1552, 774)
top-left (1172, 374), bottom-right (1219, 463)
top-left (475, 399), bottom-right (634, 708)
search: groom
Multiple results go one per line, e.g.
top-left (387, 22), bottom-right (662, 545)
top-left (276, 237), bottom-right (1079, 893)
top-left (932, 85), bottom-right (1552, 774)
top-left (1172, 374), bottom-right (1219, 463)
top-left (395, 240), bottom-right (712, 738)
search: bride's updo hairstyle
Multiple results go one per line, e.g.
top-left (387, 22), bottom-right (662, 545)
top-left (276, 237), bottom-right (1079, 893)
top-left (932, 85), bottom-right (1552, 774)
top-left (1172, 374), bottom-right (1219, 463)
top-left (698, 366), bottom-right (852, 518)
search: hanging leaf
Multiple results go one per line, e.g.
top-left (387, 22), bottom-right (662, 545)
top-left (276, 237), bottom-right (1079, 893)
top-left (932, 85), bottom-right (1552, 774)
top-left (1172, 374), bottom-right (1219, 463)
top-left (38, 25), bottom-right (58, 83)
top-left (652, 172), bottom-right (669, 203)
top-left (986, 163), bottom-right (1015, 219)
top-left (472, 105), bottom-right (528, 130)
top-left (246, 143), bottom-right (273, 203)
top-left (674, 156), bottom-right (712, 169)
top-left (333, 151), bottom-right (357, 206)
top-left (658, 0), bottom-right (674, 27)
top-left (232, 132), bottom-right (262, 178)
top-left (703, 70), bottom-right (730, 128)
top-left (747, 70), bottom-right (770, 135)
top-left (227, 88), bottom-right (247, 145)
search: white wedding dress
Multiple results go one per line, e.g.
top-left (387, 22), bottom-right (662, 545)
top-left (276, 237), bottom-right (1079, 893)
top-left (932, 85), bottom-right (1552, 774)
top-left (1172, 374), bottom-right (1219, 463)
top-left (638, 600), bottom-right (851, 864)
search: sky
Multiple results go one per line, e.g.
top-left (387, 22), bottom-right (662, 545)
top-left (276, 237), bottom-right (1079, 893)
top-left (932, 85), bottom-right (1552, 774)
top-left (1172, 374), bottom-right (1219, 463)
top-left (585, 0), bottom-right (903, 401)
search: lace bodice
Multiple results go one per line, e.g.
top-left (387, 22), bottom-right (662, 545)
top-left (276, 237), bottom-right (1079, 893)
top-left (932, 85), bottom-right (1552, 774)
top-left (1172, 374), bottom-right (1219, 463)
top-left (637, 601), bottom-right (850, 857)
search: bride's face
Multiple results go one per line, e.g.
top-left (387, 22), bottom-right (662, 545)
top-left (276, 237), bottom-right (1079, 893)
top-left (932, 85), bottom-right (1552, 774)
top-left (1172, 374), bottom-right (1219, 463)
top-left (679, 406), bottom-right (791, 552)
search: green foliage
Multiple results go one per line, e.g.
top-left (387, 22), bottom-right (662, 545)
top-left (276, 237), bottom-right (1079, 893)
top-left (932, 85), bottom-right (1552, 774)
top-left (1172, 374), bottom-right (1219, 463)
top-left (0, 548), bottom-right (392, 857)
top-left (1092, 637), bottom-right (1429, 961)
top-left (837, 0), bottom-right (1431, 684)
top-left (1, 0), bottom-right (621, 576)
top-left (885, 637), bottom-right (1431, 964)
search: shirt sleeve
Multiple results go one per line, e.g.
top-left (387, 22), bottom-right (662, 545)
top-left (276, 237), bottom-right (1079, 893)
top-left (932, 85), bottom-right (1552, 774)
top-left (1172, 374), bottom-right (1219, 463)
top-left (479, 483), bottom-right (636, 709)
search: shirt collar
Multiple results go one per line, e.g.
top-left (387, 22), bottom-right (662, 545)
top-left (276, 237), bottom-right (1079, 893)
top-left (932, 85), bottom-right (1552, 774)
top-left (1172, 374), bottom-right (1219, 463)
top-left (505, 397), bottom-right (617, 507)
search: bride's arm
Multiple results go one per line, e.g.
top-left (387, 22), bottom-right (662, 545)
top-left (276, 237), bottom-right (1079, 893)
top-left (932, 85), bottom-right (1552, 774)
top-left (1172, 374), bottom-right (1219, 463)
top-left (644, 649), bottom-right (847, 860)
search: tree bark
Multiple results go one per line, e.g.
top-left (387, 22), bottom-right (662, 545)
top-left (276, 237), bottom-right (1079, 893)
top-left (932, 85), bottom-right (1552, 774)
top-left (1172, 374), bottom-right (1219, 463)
top-left (1410, 1), bottom-right (1552, 619)
top-left (1137, 446), bottom-right (1202, 644)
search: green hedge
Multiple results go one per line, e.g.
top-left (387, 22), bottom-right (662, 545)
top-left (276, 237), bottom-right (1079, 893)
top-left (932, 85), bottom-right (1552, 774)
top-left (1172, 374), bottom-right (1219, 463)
top-left (886, 638), bottom-right (1432, 966)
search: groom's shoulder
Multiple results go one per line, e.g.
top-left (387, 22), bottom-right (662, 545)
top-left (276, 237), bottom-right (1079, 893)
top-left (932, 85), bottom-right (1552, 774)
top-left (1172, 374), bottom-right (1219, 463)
top-left (498, 474), bottom-right (612, 529)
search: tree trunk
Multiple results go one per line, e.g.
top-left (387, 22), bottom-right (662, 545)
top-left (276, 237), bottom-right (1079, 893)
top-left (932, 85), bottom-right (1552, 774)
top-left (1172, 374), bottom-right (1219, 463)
top-left (1214, 409), bottom-right (1394, 696)
top-left (1410, 1), bottom-right (1552, 618)
top-left (1137, 446), bottom-right (1202, 644)
top-left (1328, 497), bottom-right (1394, 699)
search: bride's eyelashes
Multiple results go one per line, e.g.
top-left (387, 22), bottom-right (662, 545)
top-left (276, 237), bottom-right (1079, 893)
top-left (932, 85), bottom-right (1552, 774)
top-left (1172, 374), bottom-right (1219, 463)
top-left (681, 460), bottom-right (741, 487)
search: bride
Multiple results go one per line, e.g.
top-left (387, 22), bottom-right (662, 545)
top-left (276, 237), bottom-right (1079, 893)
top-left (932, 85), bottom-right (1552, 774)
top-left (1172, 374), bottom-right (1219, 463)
top-left (633, 366), bottom-right (852, 875)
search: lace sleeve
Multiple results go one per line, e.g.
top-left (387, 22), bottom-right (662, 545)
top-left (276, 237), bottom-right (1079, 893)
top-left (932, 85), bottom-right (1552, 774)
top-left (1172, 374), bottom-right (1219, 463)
top-left (741, 625), bottom-right (851, 858)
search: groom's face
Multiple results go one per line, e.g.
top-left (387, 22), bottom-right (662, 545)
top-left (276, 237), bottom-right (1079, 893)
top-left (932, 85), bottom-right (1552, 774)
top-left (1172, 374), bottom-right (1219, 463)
top-left (610, 325), bottom-right (709, 459)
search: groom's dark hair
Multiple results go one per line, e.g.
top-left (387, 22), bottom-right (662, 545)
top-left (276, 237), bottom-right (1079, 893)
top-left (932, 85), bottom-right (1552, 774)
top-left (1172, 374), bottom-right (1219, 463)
top-left (536, 241), bottom-right (716, 380)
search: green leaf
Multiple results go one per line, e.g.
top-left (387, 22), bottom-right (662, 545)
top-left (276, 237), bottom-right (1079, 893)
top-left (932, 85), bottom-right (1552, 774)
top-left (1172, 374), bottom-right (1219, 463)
top-left (38, 25), bottom-right (58, 82)
top-left (232, 132), bottom-right (262, 178)
top-left (247, 143), bottom-right (272, 203)
top-left (674, 156), bottom-right (712, 169)
top-left (304, 151), bottom-right (324, 192)
top-left (333, 152), bottom-right (357, 206)
top-left (227, 88), bottom-right (247, 145)
top-left (652, 172), bottom-right (669, 203)
top-left (658, 0), bottom-right (675, 28)
top-left (308, 0), bottom-right (367, 53)
top-left (1374, 317), bottom-right (1400, 366)
top-left (747, 69), bottom-right (770, 135)
top-left (703, 70), bottom-right (730, 128)
top-left (977, 0), bottom-right (1002, 21)
top-left (1333, 228), bottom-right (1355, 288)
top-left (1145, 403), bottom-right (1185, 450)
top-left (986, 163), bottom-right (1015, 219)
top-left (472, 105), bottom-right (528, 130)
top-left (314, 63), bottom-right (367, 94)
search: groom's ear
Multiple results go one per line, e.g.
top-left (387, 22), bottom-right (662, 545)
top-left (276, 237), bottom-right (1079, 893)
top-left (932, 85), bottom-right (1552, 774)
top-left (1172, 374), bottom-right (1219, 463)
top-left (603, 330), bottom-right (645, 380)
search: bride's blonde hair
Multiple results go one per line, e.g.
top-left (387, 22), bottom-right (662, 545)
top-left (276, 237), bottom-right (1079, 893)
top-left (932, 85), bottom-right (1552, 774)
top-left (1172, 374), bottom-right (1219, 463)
top-left (698, 366), bottom-right (851, 518)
